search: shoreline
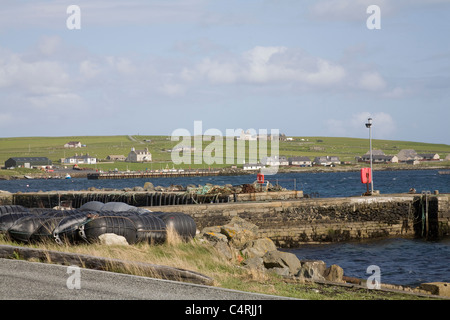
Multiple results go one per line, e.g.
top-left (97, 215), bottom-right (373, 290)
top-left (1, 163), bottom-right (449, 180)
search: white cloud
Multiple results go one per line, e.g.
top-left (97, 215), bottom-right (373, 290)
top-left (0, 54), bottom-right (70, 95)
top-left (358, 72), bottom-right (387, 91)
top-left (327, 111), bottom-right (396, 139)
top-left (79, 60), bottom-right (101, 78)
top-left (185, 46), bottom-right (347, 88)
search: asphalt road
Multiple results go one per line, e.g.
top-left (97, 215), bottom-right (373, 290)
top-left (0, 258), bottom-right (291, 300)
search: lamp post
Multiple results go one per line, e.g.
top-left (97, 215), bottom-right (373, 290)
top-left (365, 117), bottom-right (374, 194)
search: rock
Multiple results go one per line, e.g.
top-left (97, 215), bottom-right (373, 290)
top-left (221, 216), bottom-right (258, 246)
top-left (262, 250), bottom-right (301, 276)
top-left (204, 230), bottom-right (228, 243)
top-left (213, 241), bottom-right (234, 261)
top-left (269, 267), bottom-right (291, 277)
top-left (323, 264), bottom-right (344, 283)
top-left (242, 257), bottom-right (265, 271)
top-left (241, 238), bottom-right (277, 259)
top-left (143, 182), bottom-right (155, 191)
top-left (98, 233), bottom-right (129, 246)
top-left (297, 260), bottom-right (327, 281)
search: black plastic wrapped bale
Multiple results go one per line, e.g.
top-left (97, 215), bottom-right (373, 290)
top-left (79, 215), bottom-right (138, 244)
top-left (154, 212), bottom-right (196, 240)
top-left (130, 213), bottom-right (166, 244)
top-left (53, 211), bottom-right (98, 245)
top-left (30, 210), bottom-right (80, 243)
top-left (100, 202), bottom-right (134, 212)
top-left (0, 205), bottom-right (29, 216)
top-left (79, 201), bottom-right (105, 212)
top-left (0, 211), bottom-right (36, 234)
top-left (8, 210), bottom-right (68, 243)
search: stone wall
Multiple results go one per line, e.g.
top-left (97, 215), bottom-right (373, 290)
top-left (149, 195), bottom-right (450, 247)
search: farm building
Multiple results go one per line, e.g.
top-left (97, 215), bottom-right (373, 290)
top-left (288, 156), bottom-right (312, 167)
top-left (418, 153), bottom-right (440, 161)
top-left (106, 155), bottom-right (126, 161)
top-left (396, 149), bottom-right (421, 162)
top-left (5, 157), bottom-right (52, 169)
top-left (62, 154), bottom-right (97, 165)
top-left (358, 150), bottom-right (399, 163)
top-left (313, 156), bottom-right (340, 166)
top-left (126, 147), bottom-right (152, 162)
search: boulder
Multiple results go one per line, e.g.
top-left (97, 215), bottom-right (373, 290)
top-left (323, 264), bottom-right (345, 283)
top-left (213, 241), bottom-right (234, 261)
top-left (297, 260), bottom-right (327, 281)
top-left (143, 182), bottom-right (155, 191)
top-left (98, 233), bottom-right (129, 246)
top-left (198, 226), bottom-right (228, 243)
top-left (221, 216), bottom-right (258, 246)
top-left (241, 238), bottom-right (277, 259)
top-left (242, 257), bottom-right (265, 271)
top-left (262, 250), bottom-right (301, 276)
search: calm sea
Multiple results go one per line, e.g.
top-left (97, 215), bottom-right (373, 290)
top-left (1, 169), bottom-right (449, 286)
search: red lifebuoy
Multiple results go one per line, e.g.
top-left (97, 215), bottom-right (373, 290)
top-left (257, 173), bottom-right (264, 184)
top-left (360, 168), bottom-right (372, 184)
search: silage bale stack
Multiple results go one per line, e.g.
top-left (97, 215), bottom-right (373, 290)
top-left (0, 202), bottom-right (196, 246)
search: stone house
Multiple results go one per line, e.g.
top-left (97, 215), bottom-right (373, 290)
top-left (126, 147), bottom-right (152, 162)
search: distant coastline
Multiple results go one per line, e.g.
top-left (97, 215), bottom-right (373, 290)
top-left (1, 163), bottom-right (449, 181)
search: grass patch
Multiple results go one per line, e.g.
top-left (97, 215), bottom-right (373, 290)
top-left (0, 233), bottom-right (438, 300)
top-left (0, 135), bottom-right (449, 171)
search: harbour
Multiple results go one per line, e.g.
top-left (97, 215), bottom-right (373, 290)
top-left (0, 169), bottom-right (449, 288)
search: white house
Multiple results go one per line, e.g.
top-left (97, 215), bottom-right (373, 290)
top-left (63, 154), bottom-right (96, 165)
top-left (126, 147), bottom-right (152, 162)
top-left (243, 163), bottom-right (265, 171)
top-left (261, 155), bottom-right (289, 166)
top-left (64, 141), bottom-right (82, 148)
top-left (237, 130), bottom-right (257, 141)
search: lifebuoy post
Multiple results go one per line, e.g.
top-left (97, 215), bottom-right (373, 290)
top-left (361, 168), bottom-right (372, 194)
top-left (257, 173), bottom-right (264, 184)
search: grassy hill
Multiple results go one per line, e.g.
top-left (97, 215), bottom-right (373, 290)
top-left (0, 135), bottom-right (449, 174)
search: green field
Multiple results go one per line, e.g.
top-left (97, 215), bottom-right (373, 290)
top-left (0, 135), bottom-right (449, 173)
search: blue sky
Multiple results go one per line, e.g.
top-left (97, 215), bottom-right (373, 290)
top-left (0, 0), bottom-right (449, 144)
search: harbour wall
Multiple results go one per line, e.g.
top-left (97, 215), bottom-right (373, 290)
top-left (1, 190), bottom-right (448, 247)
top-left (146, 194), bottom-right (450, 247)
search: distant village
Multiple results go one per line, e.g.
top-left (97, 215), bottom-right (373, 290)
top-left (2, 136), bottom-right (450, 170)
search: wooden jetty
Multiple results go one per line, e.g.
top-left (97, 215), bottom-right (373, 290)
top-left (87, 169), bottom-right (221, 180)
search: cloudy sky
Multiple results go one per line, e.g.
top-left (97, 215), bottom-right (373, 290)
top-left (0, 0), bottom-right (449, 144)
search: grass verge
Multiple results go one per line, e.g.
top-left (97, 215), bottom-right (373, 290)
top-left (0, 233), bottom-right (439, 300)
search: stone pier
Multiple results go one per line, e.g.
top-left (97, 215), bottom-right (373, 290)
top-left (1, 190), bottom-right (449, 247)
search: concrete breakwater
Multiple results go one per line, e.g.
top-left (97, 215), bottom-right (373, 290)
top-left (1, 190), bottom-right (449, 246)
top-left (148, 194), bottom-right (450, 247)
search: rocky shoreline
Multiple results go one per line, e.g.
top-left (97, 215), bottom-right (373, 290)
top-left (195, 216), bottom-right (450, 298)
